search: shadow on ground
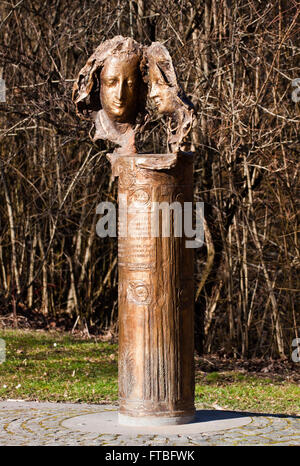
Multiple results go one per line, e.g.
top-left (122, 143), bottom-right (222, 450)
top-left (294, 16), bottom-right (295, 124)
top-left (193, 409), bottom-right (300, 422)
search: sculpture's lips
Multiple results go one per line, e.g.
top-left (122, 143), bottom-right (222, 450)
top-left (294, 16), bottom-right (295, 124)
top-left (112, 100), bottom-right (125, 108)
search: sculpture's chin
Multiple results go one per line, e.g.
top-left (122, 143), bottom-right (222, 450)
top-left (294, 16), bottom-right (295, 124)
top-left (109, 112), bottom-right (133, 124)
top-left (104, 105), bottom-right (138, 125)
top-left (107, 109), bottom-right (124, 120)
top-left (155, 103), bottom-right (175, 116)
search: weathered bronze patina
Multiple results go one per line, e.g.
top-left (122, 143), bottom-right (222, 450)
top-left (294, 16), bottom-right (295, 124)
top-left (73, 37), bottom-right (195, 425)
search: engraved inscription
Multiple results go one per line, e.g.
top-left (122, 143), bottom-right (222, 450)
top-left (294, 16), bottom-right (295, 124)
top-left (127, 211), bottom-right (151, 238)
top-left (119, 205), bottom-right (151, 238)
top-left (118, 238), bottom-right (156, 269)
top-left (118, 201), bottom-right (156, 269)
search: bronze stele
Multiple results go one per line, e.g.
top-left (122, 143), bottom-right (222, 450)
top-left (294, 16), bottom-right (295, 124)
top-left (73, 36), bottom-right (195, 426)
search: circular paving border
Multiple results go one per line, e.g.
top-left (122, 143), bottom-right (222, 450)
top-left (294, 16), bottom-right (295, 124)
top-left (62, 409), bottom-right (252, 434)
top-left (0, 401), bottom-right (299, 446)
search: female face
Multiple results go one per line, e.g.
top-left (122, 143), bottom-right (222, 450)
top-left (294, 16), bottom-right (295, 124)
top-left (149, 64), bottom-right (175, 115)
top-left (100, 54), bottom-right (141, 124)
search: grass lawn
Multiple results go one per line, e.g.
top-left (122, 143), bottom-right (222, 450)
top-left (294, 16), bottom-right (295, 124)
top-left (0, 329), bottom-right (299, 416)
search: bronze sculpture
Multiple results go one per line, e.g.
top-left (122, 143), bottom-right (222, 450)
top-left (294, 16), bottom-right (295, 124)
top-left (73, 37), bottom-right (195, 426)
top-left (146, 42), bottom-right (194, 153)
top-left (72, 36), bottom-right (147, 154)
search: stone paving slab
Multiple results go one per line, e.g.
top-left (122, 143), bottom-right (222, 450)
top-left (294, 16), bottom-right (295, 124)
top-left (0, 400), bottom-right (299, 446)
top-left (62, 409), bottom-right (253, 435)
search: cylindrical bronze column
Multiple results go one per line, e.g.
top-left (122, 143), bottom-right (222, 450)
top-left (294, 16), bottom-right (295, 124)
top-left (110, 152), bottom-right (195, 426)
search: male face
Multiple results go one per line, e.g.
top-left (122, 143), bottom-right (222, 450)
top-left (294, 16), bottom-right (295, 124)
top-left (100, 55), bottom-right (141, 124)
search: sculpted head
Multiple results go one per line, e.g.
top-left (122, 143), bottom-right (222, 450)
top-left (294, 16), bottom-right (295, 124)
top-left (149, 65), bottom-right (176, 114)
top-left (146, 42), bottom-right (194, 151)
top-left (147, 45), bottom-right (177, 115)
top-left (73, 36), bottom-right (146, 126)
top-left (73, 37), bottom-right (194, 153)
top-left (100, 52), bottom-right (141, 124)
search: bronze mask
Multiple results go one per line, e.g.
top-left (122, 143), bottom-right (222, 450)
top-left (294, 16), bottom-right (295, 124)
top-left (100, 55), bottom-right (141, 124)
top-left (149, 64), bottom-right (175, 115)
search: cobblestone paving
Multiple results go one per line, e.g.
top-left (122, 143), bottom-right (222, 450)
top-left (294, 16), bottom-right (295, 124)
top-left (0, 401), bottom-right (299, 446)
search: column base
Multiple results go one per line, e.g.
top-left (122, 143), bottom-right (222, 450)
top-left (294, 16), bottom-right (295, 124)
top-left (118, 412), bottom-right (195, 426)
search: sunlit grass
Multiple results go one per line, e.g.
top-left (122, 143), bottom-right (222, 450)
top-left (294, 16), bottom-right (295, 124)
top-left (0, 329), bottom-right (299, 415)
top-left (0, 329), bottom-right (118, 403)
top-left (195, 371), bottom-right (300, 415)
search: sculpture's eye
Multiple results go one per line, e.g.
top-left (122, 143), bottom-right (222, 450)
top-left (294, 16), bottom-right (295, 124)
top-left (153, 78), bottom-right (166, 87)
top-left (105, 78), bottom-right (118, 86)
top-left (158, 79), bottom-right (167, 86)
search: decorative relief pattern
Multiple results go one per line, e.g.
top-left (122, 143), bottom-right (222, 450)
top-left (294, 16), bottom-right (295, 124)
top-left (175, 192), bottom-right (185, 204)
top-left (129, 187), bottom-right (151, 207)
top-left (127, 280), bottom-right (151, 305)
top-left (119, 349), bottom-right (135, 399)
top-left (119, 171), bottom-right (135, 190)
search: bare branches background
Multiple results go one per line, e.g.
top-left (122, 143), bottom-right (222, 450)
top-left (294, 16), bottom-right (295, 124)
top-left (0, 0), bottom-right (299, 358)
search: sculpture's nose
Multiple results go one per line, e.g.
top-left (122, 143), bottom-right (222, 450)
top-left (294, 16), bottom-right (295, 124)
top-left (150, 83), bottom-right (158, 98)
top-left (116, 80), bottom-right (125, 100)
